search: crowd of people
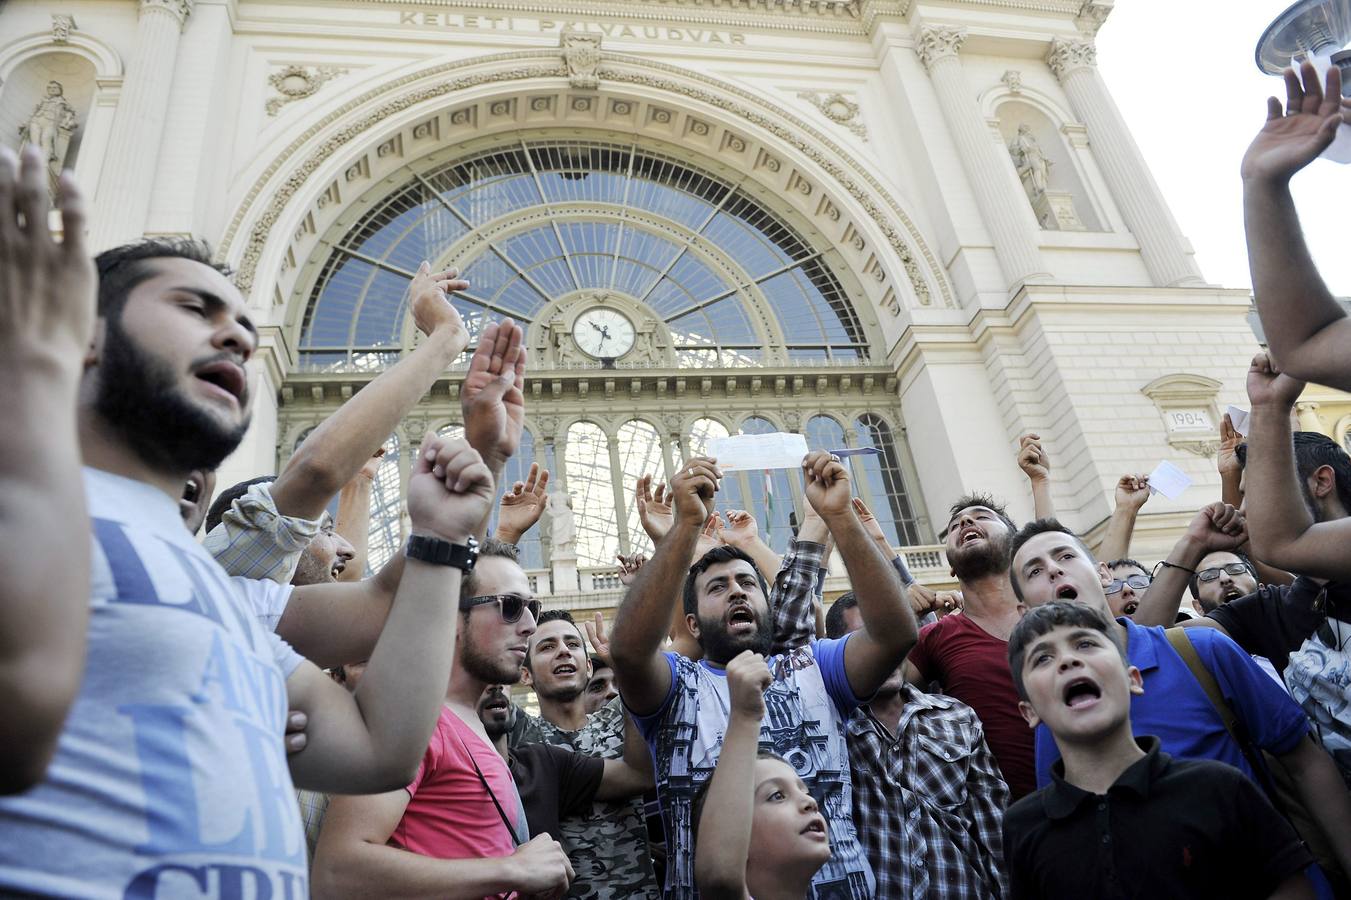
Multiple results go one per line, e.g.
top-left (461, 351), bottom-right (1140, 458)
top-left (2, 59), bottom-right (1351, 900)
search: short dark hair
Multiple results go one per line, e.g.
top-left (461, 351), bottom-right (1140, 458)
top-left (203, 475), bottom-right (277, 535)
top-left (683, 546), bottom-right (769, 617)
top-left (1007, 518), bottom-right (1095, 602)
top-left (461, 538), bottom-right (521, 606)
top-left (1106, 558), bottom-right (1148, 575)
top-left (690, 749), bottom-right (791, 851)
top-left (1188, 551), bottom-right (1257, 601)
top-left (1007, 601), bottom-right (1125, 702)
top-left (943, 492), bottom-right (1016, 541)
top-left (525, 609), bottom-right (587, 669)
top-left (1236, 432), bottom-right (1351, 514)
top-left (825, 592), bottom-right (858, 640)
top-left (95, 238), bottom-right (231, 321)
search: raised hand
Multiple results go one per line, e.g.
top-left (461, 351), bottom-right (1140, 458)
top-left (670, 456), bottom-right (720, 528)
top-left (1242, 61), bottom-right (1349, 185)
top-left (725, 650), bottom-right (771, 719)
top-left (851, 497), bottom-right (894, 557)
top-left (496, 462), bottom-right (550, 543)
top-left (407, 433), bottom-right (495, 542)
top-left (462, 318), bottom-right (527, 473)
top-left (408, 260), bottom-right (469, 340)
top-left (357, 448), bottom-right (386, 482)
top-left (1184, 501), bottom-right (1248, 553)
top-left (636, 474), bottom-right (674, 543)
top-left (1, 145), bottom-right (94, 372)
top-left (1247, 351), bottom-right (1306, 410)
top-left (1216, 416), bottom-right (1244, 480)
top-left (694, 513), bottom-right (724, 559)
top-left (802, 451), bottom-right (851, 519)
top-left (1017, 433), bottom-right (1051, 483)
top-left (615, 552), bottom-right (647, 586)
top-left (583, 611), bottom-right (613, 667)
top-left (1114, 474), bottom-right (1151, 512)
top-left (722, 509), bottom-right (760, 548)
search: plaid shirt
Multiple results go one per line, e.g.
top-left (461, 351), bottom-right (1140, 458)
top-left (296, 789), bottom-right (330, 863)
top-left (203, 481), bottom-right (321, 589)
top-left (848, 688), bottom-right (1009, 899)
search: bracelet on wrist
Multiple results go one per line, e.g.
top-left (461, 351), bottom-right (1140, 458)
top-left (1154, 560), bottom-right (1196, 576)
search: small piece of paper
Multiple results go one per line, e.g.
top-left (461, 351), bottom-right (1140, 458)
top-left (1225, 405), bottom-right (1250, 437)
top-left (707, 432), bottom-right (810, 471)
top-left (1147, 460), bottom-right (1193, 500)
top-left (829, 447), bottom-right (881, 458)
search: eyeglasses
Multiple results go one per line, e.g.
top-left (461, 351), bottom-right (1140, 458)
top-left (1197, 563), bottom-right (1251, 583)
top-left (460, 593), bottom-right (541, 624)
top-left (1105, 574), bottom-right (1151, 594)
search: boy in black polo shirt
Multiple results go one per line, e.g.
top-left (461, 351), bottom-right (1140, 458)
top-left (1002, 601), bottom-right (1314, 899)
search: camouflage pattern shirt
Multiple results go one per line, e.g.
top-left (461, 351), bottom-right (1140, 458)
top-left (511, 698), bottom-right (661, 900)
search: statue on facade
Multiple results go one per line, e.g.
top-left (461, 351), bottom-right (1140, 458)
top-left (1008, 124), bottom-right (1051, 197)
top-left (547, 490), bottom-right (577, 555)
top-left (18, 81), bottom-right (79, 193)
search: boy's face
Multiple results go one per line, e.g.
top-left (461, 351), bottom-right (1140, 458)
top-left (1012, 531), bottom-right (1115, 622)
top-left (1017, 624), bottom-right (1143, 744)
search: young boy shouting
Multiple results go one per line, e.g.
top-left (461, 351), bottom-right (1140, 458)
top-left (1002, 601), bottom-right (1314, 899)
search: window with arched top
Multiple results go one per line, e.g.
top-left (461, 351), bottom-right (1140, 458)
top-left (617, 420), bottom-right (666, 556)
top-left (565, 421), bottom-right (618, 568)
top-left (739, 416), bottom-right (799, 552)
top-left (367, 433), bottom-right (404, 573)
top-left (804, 415), bottom-right (846, 453)
top-left (852, 415), bottom-right (921, 547)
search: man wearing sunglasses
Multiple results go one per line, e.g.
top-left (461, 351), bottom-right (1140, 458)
top-left (314, 539), bottom-right (576, 900)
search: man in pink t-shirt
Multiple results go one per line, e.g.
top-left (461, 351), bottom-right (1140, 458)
top-left (903, 493), bottom-right (1037, 799)
top-left (314, 540), bottom-right (574, 899)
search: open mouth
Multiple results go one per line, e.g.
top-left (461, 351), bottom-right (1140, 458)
top-left (1062, 677), bottom-right (1102, 709)
top-left (800, 817), bottom-right (827, 838)
top-left (1222, 587), bottom-right (1244, 602)
top-left (482, 695), bottom-right (510, 713)
top-left (331, 560), bottom-right (346, 579)
top-left (959, 528), bottom-right (984, 546)
top-left (552, 663), bottom-right (578, 677)
top-left (1055, 584), bottom-right (1079, 601)
top-left (193, 360), bottom-right (247, 405)
top-left (727, 606), bottom-right (756, 627)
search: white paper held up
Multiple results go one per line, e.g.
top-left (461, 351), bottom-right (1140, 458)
top-left (707, 433), bottom-right (810, 471)
top-left (1225, 405), bottom-right (1250, 437)
top-left (1147, 460), bottom-right (1193, 500)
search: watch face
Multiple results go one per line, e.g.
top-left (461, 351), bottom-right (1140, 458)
top-left (572, 308), bottom-right (636, 359)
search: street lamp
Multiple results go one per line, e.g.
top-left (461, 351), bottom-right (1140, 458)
top-left (1257, 0), bottom-right (1351, 161)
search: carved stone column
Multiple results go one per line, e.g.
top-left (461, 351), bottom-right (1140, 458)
top-left (1047, 38), bottom-right (1204, 287)
top-left (90, 0), bottom-right (193, 250)
top-left (915, 25), bottom-right (1049, 291)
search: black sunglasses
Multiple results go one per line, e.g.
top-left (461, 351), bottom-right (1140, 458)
top-left (1197, 563), bottom-right (1251, 583)
top-left (460, 593), bottom-right (541, 623)
top-left (1105, 574), bottom-right (1151, 594)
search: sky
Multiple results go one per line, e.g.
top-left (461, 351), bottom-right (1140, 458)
top-left (1096, 0), bottom-right (1349, 295)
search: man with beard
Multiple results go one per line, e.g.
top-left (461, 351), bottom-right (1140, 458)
top-left (479, 685), bottom-right (653, 844)
top-left (0, 148), bottom-right (497, 896)
top-left (902, 494), bottom-right (1037, 799)
top-left (313, 540), bottom-right (576, 899)
top-left (514, 610), bottom-right (661, 899)
top-left (612, 452), bottom-right (914, 899)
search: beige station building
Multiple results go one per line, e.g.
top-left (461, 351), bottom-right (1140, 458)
top-left (5, 0), bottom-right (1348, 622)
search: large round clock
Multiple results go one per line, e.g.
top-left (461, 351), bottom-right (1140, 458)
top-left (572, 307), bottom-right (636, 359)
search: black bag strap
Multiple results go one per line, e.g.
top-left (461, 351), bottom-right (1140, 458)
top-left (454, 724), bottom-right (529, 847)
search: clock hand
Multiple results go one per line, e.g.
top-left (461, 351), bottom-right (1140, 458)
top-left (590, 321), bottom-right (605, 334)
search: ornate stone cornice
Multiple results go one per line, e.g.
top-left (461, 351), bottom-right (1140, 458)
top-left (139, 0), bottom-right (193, 25)
top-left (914, 25), bottom-right (967, 73)
top-left (1046, 37), bottom-right (1096, 81)
top-left (1075, 0), bottom-right (1113, 36)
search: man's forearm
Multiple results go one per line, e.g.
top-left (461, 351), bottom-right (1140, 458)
top-left (1283, 735), bottom-right (1351, 877)
top-left (828, 512), bottom-right (915, 654)
top-left (314, 840), bottom-right (516, 900)
top-left (1030, 478), bottom-right (1054, 520)
top-left (611, 521), bottom-right (698, 670)
top-left (278, 331), bottom-right (464, 520)
top-left (0, 373), bottom-right (88, 792)
top-left (1245, 402), bottom-right (1321, 573)
top-left (1132, 539), bottom-right (1205, 627)
top-left (350, 559), bottom-right (461, 772)
top-left (1098, 506), bottom-right (1139, 565)
top-left (1243, 178), bottom-right (1348, 386)
top-left (694, 712), bottom-right (759, 899)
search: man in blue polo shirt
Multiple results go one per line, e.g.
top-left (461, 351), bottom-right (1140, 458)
top-left (1007, 518), bottom-right (1351, 890)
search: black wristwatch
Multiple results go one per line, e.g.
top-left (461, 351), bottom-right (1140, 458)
top-left (405, 534), bottom-right (479, 572)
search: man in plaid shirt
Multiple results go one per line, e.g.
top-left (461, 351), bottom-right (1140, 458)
top-left (827, 595), bottom-right (1009, 899)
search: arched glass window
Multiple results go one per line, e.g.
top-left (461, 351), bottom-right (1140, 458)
top-left (852, 415), bottom-right (921, 547)
top-left (490, 429), bottom-right (542, 569)
top-left (299, 141), bottom-right (869, 372)
top-left (804, 415), bottom-right (846, 453)
top-left (565, 422), bottom-right (618, 567)
top-left (740, 417), bottom-right (797, 552)
top-left (367, 433), bottom-right (403, 572)
top-left (685, 417), bottom-right (745, 517)
top-left (617, 420), bottom-right (666, 556)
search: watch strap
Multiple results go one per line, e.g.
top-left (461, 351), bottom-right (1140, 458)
top-left (405, 534), bottom-right (479, 572)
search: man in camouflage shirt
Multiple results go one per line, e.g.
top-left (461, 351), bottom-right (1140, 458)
top-left (511, 610), bottom-right (661, 900)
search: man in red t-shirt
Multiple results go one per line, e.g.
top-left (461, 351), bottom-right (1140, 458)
top-left (314, 540), bottom-right (574, 899)
top-left (903, 493), bottom-right (1036, 799)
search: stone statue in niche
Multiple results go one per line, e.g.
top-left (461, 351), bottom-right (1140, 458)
top-left (626, 318), bottom-right (668, 367)
top-left (1008, 124), bottom-right (1051, 197)
top-left (18, 81), bottom-right (79, 194)
top-left (547, 490), bottom-right (577, 554)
